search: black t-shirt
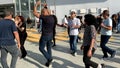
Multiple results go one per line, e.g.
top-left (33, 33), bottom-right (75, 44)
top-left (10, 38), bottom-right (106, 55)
top-left (112, 19), bottom-right (117, 28)
top-left (17, 22), bottom-right (27, 37)
top-left (40, 15), bottom-right (55, 36)
top-left (52, 15), bottom-right (58, 35)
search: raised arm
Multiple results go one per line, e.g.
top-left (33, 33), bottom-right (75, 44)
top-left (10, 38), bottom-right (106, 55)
top-left (33, 1), bottom-right (41, 18)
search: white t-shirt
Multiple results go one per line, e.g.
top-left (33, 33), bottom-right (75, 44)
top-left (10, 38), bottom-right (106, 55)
top-left (68, 17), bottom-right (81, 35)
top-left (35, 17), bottom-right (39, 23)
top-left (62, 17), bottom-right (68, 24)
top-left (100, 18), bottom-right (112, 36)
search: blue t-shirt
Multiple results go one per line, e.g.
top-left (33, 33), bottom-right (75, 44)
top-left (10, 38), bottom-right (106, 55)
top-left (0, 19), bottom-right (17, 46)
top-left (100, 18), bottom-right (112, 36)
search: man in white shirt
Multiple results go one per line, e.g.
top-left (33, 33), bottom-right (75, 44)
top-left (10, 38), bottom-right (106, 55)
top-left (62, 15), bottom-right (68, 26)
top-left (100, 10), bottom-right (116, 59)
top-left (67, 9), bottom-right (81, 56)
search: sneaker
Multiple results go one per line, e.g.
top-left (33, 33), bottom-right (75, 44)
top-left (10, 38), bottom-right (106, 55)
top-left (71, 52), bottom-right (77, 56)
top-left (97, 64), bottom-right (105, 68)
top-left (111, 51), bottom-right (116, 58)
top-left (97, 64), bottom-right (102, 68)
top-left (73, 52), bottom-right (77, 56)
top-left (45, 59), bottom-right (53, 67)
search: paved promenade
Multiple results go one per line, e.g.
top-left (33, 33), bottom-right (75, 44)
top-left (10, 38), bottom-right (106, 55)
top-left (0, 27), bottom-right (120, 68)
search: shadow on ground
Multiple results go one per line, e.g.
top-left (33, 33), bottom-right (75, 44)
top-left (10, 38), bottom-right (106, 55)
top-left (24, 50), bottom-right (84, 68)
top-left (52, 56), bottom-right (84, 68)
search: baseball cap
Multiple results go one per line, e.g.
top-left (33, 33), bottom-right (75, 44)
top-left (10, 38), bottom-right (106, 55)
top-left (70, 9), bottom-right (77, 13)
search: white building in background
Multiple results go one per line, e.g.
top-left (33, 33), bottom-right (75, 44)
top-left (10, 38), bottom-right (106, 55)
top-left (0, 0), bottom-right (41, 19)
top-left (47, 0), bottom-right (120, 23)
top-left (0, 0), bottom-right (120, 24)
top-left (0, 0), bottom-right (15, 17)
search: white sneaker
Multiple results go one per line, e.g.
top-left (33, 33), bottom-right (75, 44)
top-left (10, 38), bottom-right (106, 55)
top-left (97, 64), bottom-right (102, 68)
top-left (73, 52), bottom-right (77, 56)
top-left (97, 64), bottom-right (105, 68)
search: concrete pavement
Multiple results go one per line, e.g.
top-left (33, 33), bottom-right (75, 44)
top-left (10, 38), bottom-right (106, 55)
top-left (0, 27), bottom-right (120, 68)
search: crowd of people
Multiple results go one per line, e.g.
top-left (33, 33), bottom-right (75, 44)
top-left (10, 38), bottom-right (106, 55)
top-left (0, 0), bottom-right (119, 68)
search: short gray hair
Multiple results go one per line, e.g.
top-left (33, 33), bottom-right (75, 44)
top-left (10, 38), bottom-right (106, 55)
top-left (4, 10), bottom-right (13, 17)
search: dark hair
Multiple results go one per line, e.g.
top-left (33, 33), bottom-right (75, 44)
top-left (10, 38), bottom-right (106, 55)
top-left (44, 6), bottom-right (48, 9)
top-left (111, 14), bottom-right (117, 19)
top-left (84, 14), bottom-right (96, 25)
top-left (84, 14), bottom-right (97, 29)
top-left (65, 15), bottom-right (67, 18)
top-left (103, 10), bottom-right (109, 16)
top-left (76, 16), bottom-right (82, 20)
top-left (18, 16), bottom-right (24, 22)
top-left (4, 10), bottom-right (13, 17)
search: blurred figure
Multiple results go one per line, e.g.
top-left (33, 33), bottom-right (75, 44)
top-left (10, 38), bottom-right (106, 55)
top-left (111, 14), bottom-right (118, 32)
top-left (116, 13), bottom-right (120, 33)
top-left (100, 10), bottom-right (116, 59)
top-left (62, 15), bottom-right (68, 27)
top-left (77, 16), bottom-right (83, 42)
top-left (96, 14), bottom-right (103, 34)
top-left (77, 16), bottom-right (84, 29)
top-left (52, 14), bottom-right (58, 47)
top-left (50, 9), bottom-right (58, 47)
top-left (27, 17), bottom-right (32, 24)
top-left (62, 15), bottom-right (70, 38)
top-left (26, 17), bottom-right (32, 28)
top-left (35, 16), bottom-right (41, 33)
top-left (0, 10), bottom-right (20, 68)
top-left (35, 16), bottom-right (40, 29)
top-left (117, 12), bottom-right (120, 24)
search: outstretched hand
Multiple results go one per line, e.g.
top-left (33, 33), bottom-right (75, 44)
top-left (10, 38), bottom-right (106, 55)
top-left (36, 0), bottom-right (41, 6)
